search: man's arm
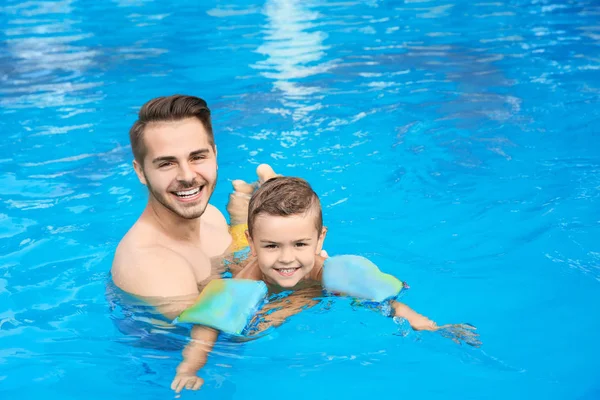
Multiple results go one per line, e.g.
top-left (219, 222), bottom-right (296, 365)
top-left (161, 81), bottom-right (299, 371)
top-left (111, 247), bottom-right (199, 319)
top-left (112, 247), bottom-right (224, 392)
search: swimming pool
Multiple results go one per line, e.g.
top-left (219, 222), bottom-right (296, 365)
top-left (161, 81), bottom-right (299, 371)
top-left (1, 0), bottom-right (599, 398)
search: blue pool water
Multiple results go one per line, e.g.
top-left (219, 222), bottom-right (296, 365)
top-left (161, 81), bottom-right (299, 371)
top-left (1, 0), bottom-right (600, 398)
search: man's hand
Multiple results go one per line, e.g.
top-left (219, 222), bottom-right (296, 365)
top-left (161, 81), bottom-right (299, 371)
top-left (226, 180), bottom-right (255, 226)
top-left (226, 164), bottom-right (280, 225)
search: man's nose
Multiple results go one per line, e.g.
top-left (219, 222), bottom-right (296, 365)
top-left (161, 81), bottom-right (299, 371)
top-left (177, 163), bottom-right (196, 183)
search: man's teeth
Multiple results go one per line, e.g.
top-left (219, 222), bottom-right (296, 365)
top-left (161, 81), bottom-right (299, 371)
top-left (175, 187), bottom-right (200, 197)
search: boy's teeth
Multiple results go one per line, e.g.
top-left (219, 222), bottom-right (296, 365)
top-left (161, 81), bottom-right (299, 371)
top-left (277, 268), bottom-right (298, 276)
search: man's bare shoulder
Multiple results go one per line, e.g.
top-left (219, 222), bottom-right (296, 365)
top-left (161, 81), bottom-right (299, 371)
top-left (112, 240), bottom-right (198, 298)
top-left (200, 204), bottom-right (233, 257)
top-left (202, 204), bottom-right (229, 230)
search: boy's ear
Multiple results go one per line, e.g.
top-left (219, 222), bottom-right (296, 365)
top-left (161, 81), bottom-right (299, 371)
top-left (133, 160), bottom-right (147, 186)
top-left (245, 230), bottom-right (257, 257)
top-left (316, 226), bottom-right (328, 254)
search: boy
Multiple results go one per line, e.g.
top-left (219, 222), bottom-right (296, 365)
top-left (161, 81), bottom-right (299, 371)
top-left (172, 176), bottom-right (479, 393)
top-left (237, 176), bottom-right (477, 332)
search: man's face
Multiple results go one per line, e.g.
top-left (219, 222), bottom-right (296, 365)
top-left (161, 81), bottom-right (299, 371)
top-left (134, 117), bottom-right (217, 220)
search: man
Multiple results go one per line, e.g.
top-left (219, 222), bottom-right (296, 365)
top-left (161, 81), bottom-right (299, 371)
top-left (111, 94), bottom-right (274, 318)
top-left (110, 94), bottom-right (314, 393)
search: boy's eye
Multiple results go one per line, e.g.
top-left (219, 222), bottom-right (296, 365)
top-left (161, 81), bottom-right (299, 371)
top-left (295, 242), bottom-right (307, 247)
top-left (264, 244), bottom-right (278, 249)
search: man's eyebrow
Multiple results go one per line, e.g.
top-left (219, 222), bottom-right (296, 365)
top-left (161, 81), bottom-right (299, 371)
top-left (151, 149), bottom-right (210, 164)
top-left (152, 155), bottom-right (177, 164)
top-left (190, 148), bottom-right (210, 157)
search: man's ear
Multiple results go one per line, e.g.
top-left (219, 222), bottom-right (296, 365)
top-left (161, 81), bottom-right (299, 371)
top-left (316, 226), bottom-right (328, 254)
top-left (214, 145), bottom-right (218, 169)
top-left (133, 160), bottom-right (147, 186)
top-left (245, 230), bottom-right (257, 257)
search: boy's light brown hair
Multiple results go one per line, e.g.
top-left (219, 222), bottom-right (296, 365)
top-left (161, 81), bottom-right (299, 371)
top-left (129, 94), bottom-right (214, 165)
top-left (247, 177), bottom-right (323, 237)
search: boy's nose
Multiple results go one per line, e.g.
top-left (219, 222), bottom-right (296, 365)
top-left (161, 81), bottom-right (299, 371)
top-left (278, 247), bottom-right (295, 264)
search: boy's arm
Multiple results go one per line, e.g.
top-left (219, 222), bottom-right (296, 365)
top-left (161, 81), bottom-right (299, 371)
top-left (391, 300), bottom-right (439, 331)
top-left (171, 325), bottom-right (219, 394)
top-left (170, 257), bottom-right (265, 394)
top-left (233, 258), bottom-right (263, 280)
top-left (391, 300), bottom-right (481, 346)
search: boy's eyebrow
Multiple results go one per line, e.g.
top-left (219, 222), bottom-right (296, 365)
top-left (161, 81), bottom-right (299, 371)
top-left (259, 238), bottom-right (313, 243)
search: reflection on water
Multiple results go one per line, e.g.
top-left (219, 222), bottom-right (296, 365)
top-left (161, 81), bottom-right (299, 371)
top-left (244, 0), bottom-right (530, 166)
top-left (253, 0), bottom-right (331, 123)
top-left (0, 0), bottom-right (103, 110)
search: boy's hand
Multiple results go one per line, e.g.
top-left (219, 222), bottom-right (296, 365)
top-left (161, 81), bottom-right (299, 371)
top-left (171, 373), bottom-right (204, 394)
top-left (171, 326), bottom-right (217, 395)
top-left (407, 318), bottom-right (482, 347)
top-left (437, 323), bottom-right (481, 347)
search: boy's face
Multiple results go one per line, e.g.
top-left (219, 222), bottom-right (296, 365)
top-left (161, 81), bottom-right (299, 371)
top-left (247, 210), bottom-right (326, 288)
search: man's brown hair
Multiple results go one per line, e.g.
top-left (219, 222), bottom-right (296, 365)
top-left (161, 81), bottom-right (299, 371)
top-left (129, 94), bottom-right (214, 164)
top-left (247, 177), bottom-right (323, 237)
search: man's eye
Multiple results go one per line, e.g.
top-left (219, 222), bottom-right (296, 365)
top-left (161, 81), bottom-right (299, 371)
top-left (159, 162), bottom-right (173, 168)
top-left (192, 155), bottom-right (206, 161)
